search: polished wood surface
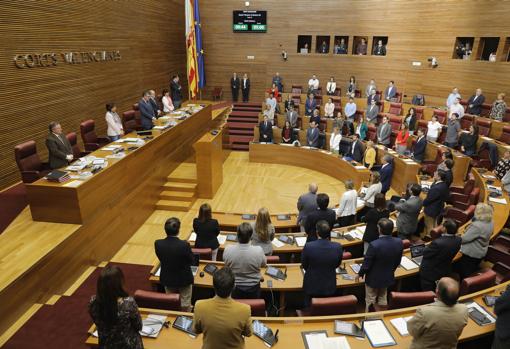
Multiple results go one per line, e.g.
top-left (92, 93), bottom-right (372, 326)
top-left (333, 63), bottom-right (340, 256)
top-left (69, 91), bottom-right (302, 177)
top-left (0, 0), bottom-right (186, 190)
top-left (194, 127), bottom-right (225, 199)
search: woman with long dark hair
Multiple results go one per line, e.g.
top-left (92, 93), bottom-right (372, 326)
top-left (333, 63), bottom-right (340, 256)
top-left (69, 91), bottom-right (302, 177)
top-left (251, 207), bottom-right (275, 255)
top-left (89, 265), bottom-right (143, 349)
top-left (193, 203), bottom-right (220, 260)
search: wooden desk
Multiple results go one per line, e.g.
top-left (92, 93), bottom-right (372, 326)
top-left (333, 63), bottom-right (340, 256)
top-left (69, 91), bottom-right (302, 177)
top-left (86, 281), bottom-right (509, 349)
top-left (374, 145), bottom-right (421, 194)
top-left (194, 127), bottom-right (224, 199)
top-left (214, 212), bottom-right (299, 233)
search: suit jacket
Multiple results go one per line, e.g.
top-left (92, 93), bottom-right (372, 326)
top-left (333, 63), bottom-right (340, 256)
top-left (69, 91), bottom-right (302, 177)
top-left (419, 234), bottom-right (461, 283)
top-left (359, 236), bottom-right (403, 288)
top-left (379, 163), bottom-right (394, 193)
top-left (365, 104), bottom-right (379, 122)
top-left (347, 140), bottom-right (364, 163)
top-left (301, 239), bottom-right (343, 296)
top-left (170, 80), bottom-right (182, 101)
top-left (241, 78), bottom-right (250, 91)
top-left (466, 94), bottom-right (485, 115)
top-left (423, 181), bottom-right (449, 217)
top-left (304, 208), bottom-right (337, 242)
top-left (444, 169), bottom-right (453, 187)
top-left (384, 86), bottom-right (397, 100)
top-left (373, 45), bottom-right (386, 56)
top-left (413, 136), bottom-right (427, 162)
top-left (408, 301), bottom-right (468, 349)
top-left (305, 98), bottom-right (316, 116)
top-left (367, 94), bottom-right (380, 106)
top-left (297, 192), bottom-right (318, 225)
top-left (258, 121), bottom-right (273, 142)
top-left (495, 285), bottom-right (510, 341)
top-left (139, 98), bottom-right (154, 129)
top-left (286, 111), bottom-right (299, 128)
top-left (154, 236), bottom-right (194, 288)
top-left (149, 98), bottom-right (159, 117)
top-left (46, 133), bottom-right (73, 169)
top-left (306, 127), bottom-right (320, 147)
top-left (377, 123), bottom-right (392, 145)
top-left (395, 196), bottom-right (423, 236)
top-left (193, 296), bottom-right (252, 349)
top-left (230, 77), bottom-right (240, 90)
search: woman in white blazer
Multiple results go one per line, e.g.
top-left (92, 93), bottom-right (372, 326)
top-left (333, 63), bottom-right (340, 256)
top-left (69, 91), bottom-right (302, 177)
top-left (337, 179), bottom-right (358, 227)
top-left (326, 77), bottom-right (337, 96)
top-left (105, 102), bottom-right (124, 141)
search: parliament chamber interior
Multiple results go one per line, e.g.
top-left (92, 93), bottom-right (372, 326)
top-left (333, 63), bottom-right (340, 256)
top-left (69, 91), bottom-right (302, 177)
top-left (2, 1), bottom-right (510, 348)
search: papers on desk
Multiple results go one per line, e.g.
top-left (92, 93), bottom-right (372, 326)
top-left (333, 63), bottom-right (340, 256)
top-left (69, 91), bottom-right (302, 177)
top-left (482, 174), bottom-right (497, 180)
top-left (354, 165), bottom-right (366, 170)
top-left (345, 229), bottom-right (363, 240)
top-left (356, 198), bottom-right (365, 209)
top-left (295, 236), bottom-right (307, 247)
top-left (389, 316), bottom-right (412, 336)
top-left (356, 225), bottom-right (366, 234)
top-left (102, 145), bottom-right (123, 151)
top-left (140, 314), bottom-right (168, 338)
top-left (154, 267), bottom-right (161, 277)
top-left (359, 187), bottom-right (368, 195)
top-left (188, 232), bottom-right (197, 242)
top-left (302, 331), bottom-right (351, 349)
top-left (362, 319), bottom-right (397, 347)
top-left (63, 180), bottom-right (83, 188)
top-left (489, 197), bottom-right (507, 205)
top-left (403, 159), bottom-right (415, 164)
top-left (105, 153), bottom-right (126, 160)
top-left (350, 263), bottom-right (361, 274)
top-left (65, 164), bottom-right (87, 171)
top-left (487, 185), bottom-right (502, 191)
top-left (121, 137), bottom-right (140, 143)
top-left (400, 256), bottom-right (419, 270)
top-left (217, 235), bottom-right (227, 245)
top-left (466, 301), bottom-right (496, 325)
top-left (272, 238), bottom-right (285, 248)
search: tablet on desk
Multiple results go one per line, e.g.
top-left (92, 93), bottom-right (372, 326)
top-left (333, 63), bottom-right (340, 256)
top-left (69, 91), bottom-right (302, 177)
top-left (241, 214), bottom-right (256, 220)
top-left (276, 214), bottom-right (291, 221)
top-left (172, 315), bottom-right (196, 336)
top-left (203, 263), bottom-right (218, 275)
top-left (334, 320), bottom-right (364, 338)
top-left (265, 266), bottom-right (287, 280)
top-left (253, 320), bottom-right (278, 347)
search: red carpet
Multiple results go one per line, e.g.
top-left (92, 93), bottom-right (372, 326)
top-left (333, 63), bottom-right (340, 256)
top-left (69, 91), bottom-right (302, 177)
top-left (0, 183), bottom-right (28, 234)
top-left (3, 262), bottom-right (153, 349)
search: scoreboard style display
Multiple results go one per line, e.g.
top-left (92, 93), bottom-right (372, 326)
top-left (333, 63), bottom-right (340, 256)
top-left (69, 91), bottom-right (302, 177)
top-left (233, 10), bottom-right (267, 32)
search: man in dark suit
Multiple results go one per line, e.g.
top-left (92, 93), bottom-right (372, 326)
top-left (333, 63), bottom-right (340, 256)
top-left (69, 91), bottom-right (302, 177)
top-left (379, 155), bottom-right (394, 194)
top-left (345, 134), bottom-right (364, 162)
top-left (423, 170), bottom-right (449, 239)
top-left (139, 90), bottom-right (156, 130)
top-left (297, 183), bottom-right (318, 232)
top-left (358, 218), bottom-right (403, 311)
top-left (305, 193), bottom-right (337, 242)
top-left (384, 80), bottom-right (397, 101)
top-left (466, 88), bottom-right (485, 115)
top-left (365, 99), bottom-right (379, 123)
top-left (272, 72), bottom-right (283, 92)
top-left (444, 158), bottom-right (454, 187)
top-left (373, 40), bottom-right (386, 56)
top-left (154, 217), bottom-right (194, 311)
top-left (419, 219), bottom-right (462, 291)
top-left (45, 121), bottom-right (73, 169)
top-left (301, 220), bottom-right (343, 304)
top-left (394, 183), bottom-right (423, 239)
top-left (258, 115), bottom-right (273, 143)
top-left (149, 90), bottom-right (161, 118)
top-left (306, 121), bottom-right (320, 147)
top-left (412, 128), bottom-right (428, 163)
top-left (241, 73), bottom-right (250, 102)
top-left (170, 75), bottom-right (182, 108)
top-left (494, 284), bottom-right (510, 348)
top-left (230, 72), bottom-right (240, 102)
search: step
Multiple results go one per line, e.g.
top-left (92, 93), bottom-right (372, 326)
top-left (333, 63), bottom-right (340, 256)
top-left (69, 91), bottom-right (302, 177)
top-left (233, 102), bottom-right (261, 108)
top-left (228, 116), bottom-right (259, 122)
top-left (231, 143), bottom-right (250, 151)
top-left (229, 135), bottom-right (254, 143)
top-left (229, 129), bottom-right (254, 135)
top-left (227, 122), bottom-right (258, 129)
top-left (163, 182), bottom-right (197, 192)
top-left (166, 176), bottom-right (197, 183)
top-left (229, 111), bottom-right (260, 117)
top-left (160, 190), bottom-right (195, 201)
top-left (156, 200), bottom-right (192, 211)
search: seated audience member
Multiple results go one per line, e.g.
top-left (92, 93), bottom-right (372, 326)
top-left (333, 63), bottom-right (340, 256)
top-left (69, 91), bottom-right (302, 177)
top-left (367, 88), bottom-right (380, 106)
top-left (258, 115), bottom-right (273, 143)
top-left (362, 171), bottom-right (382, 209)
top-left (346, 76), bottom-right (357, 98)
top-left (301, 220), bottom-right (343, 305)
top-left (384, 80), bottom-right (397, 101)
top-left (193, 267), bottom-right (252, 349)
top-left (358, 218), bottom-right (403, 311)
top-left (460, 124), bottom-right (479, 156)
top-left (365, 79), bottom-right (377, 97)
top-left (148, 90), bottom-right (161, 118)
top-left (394, 123), bottom-right (409, 155)
top-left (161, 89), bottom-right (174, 113)
top-left (326, 77), bottom-right (336, 95)
top-left (466, 88), bottom-right (485, 116)
top-left (306, 121), bottom-right (320, 148)
top-left (456, 203), bottom-right (494, 279)
top-left (363, 141), bottom-right (377, 169)
top-left (267, 83), bottom-right (279, 99)
top-left (305, 193), bottom-right (337, 242)
top-left (344, 97), bottom-right (357, 125)
top-left (305, 93), bottom-right (316, 116)
top-left (495, 151), bottom-right (510, 180)
top-left (356, 38), bottom-right (368, 55)
top-left (422, 170), bottom-right (449, 239)
top-left (286, 104), bottom-right (298, 128)
top-left (493, 285), bottom-right (510, 349)
top-left (324, 97), bottom-right (335, 117)
top-left (446, 87), bottom-right (461, 108)
top-left (448, 97), bottom-right (465, 119)
top-left (193, 203), bottom-right (220, 261)
top-left (297, 183), bottom-right (319, 232)
top-left (139, 90), bottom-right (156, 130)
top-left (445, 113), bottom-right (461, 148)
top-left (426, 115), bottom-right (442, 142)
top-left (336, 179), bottom-right (357, 227)
top-left (377, 116), bottom-right (392, 147)
top-left (155, 217), bottom-right (194, 311)
top-left (379, 154), bottom-right (394, 194)
top-left (263, 103), bottom-right (275, 124)
top-left (223, 223), bottom-right (266, 299)
top-left (408, 277), bottom-right (468, 349)
top-left (335, 38), bottom-right (348, 54)
top-left (394, 183), bottom-right (423, 240)
top-left (308, 74), bottom-right (319, 94)
top-left (373, 39), bottom-right (386, 56)
top-left (105, 102), bottom-right (124, 142)
top-left (419, 219), bottom-right (462, 291)
top-left (489, 93), bottom-right (507, 121)
top-left (503, 169), bottom-right (510, 194)
top-left (356, 117), bottom-right (368, 140)
top-left (345, 133), bottom-right (364, 163)
top-left (361, 193), bottom-right (389, 254)
top-left (443, 158), bottom-right (454, 187)
top-left (281, 121), bottom-right (295, 144)
top-left (250, 207), bottom-right (275, 256)
top-left (412, 128), bottom-right (427, 163)
top-left (89, 266), bottom-right (143, 349)
top-left (329, 126), bottom-right (342, 154)
top-left (46, 121), bottom-right (73, 169)
top-left (365, 99), bottom-right (379, 123)
top-left (404, 107), bottom-right (417, 135)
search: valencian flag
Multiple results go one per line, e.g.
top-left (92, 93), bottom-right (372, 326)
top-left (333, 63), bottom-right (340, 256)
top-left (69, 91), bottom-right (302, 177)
top-left (185, 0), bottom-right (198, 98)
top-left (194, 0), bottom-right (205, 89)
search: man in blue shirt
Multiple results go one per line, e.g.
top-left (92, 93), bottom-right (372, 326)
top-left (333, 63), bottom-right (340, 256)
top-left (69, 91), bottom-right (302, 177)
top-left (344, 97), bottom-right (357, 127)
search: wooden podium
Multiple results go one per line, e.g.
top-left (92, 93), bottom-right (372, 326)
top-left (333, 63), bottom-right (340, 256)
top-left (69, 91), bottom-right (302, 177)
top-left (194, 128), bottom-right (224, 198)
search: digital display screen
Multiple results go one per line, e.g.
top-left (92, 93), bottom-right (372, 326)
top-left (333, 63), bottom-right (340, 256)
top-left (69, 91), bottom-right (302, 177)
top-left (233, 10), bottom-right (267, 32)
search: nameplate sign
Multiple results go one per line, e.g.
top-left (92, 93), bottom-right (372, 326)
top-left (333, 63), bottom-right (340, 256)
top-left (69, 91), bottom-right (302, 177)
top-left (13, 50), bottom-right (121, 69)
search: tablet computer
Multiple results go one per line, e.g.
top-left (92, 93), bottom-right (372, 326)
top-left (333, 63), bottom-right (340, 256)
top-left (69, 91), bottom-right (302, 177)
top-left (253, 320), bottom-right (278, 347)
top-left (241, 214), bottom-right (256, 220)
top-left (265, 266), bottom-right (287, 280)
top-left (172, 315), bottom-right (196, 336)
top-left (334, 320), bottom-right (364, 338)
top-left (203, 263), bottom-right (218, 275)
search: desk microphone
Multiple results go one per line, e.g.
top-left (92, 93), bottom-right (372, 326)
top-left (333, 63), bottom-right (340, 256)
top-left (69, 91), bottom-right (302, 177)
top-left (274, 329), bottom-right (279, 343)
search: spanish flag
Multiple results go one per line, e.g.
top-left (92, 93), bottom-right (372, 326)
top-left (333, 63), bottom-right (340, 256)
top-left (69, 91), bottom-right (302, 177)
top-left (185, 0), bottom-right (198, 99)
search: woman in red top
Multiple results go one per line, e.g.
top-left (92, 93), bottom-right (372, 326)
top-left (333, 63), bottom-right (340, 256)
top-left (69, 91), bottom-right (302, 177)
top-left (395, 123), bottom-right (409, 155)
top-left (267, 83), bottom-right (279, 99)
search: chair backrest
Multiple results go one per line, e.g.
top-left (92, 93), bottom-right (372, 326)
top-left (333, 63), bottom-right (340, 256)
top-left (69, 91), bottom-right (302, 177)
top-left (415, 107), bottom-right (424, 120)
top-left (331, 97), bottom-right (342, 108)
top-left (134, 290), bottom-right (181, 311)
top-left (80, 119), bottom-right (98, 145)
top-left (460, 99), bottom-right (468, 110)
top-left (191, 248), bottom-right (212, 261)
top-left (235, 299), bottom-right (266, 316)
top-left (430, 226), bottom-right (443, 240)
top-left (445, 204), bottom-right (475, 226)
top-left (291, 87), bottom-right (302, 94)
top-left (367, 125), bottom-right (377, 141)
top-left (132, 103), bottom-right (139, 111)
top-left (14, 140), bottom-right (42, 173)
top-left (122, 110), bottom-right (138, 133)
top-left (504, 108), bottom-right (510, 123)
top-left (309, 295), bottom-right (357, 316)
top-left (460, 114), bottom-right (474, 130)
top-left (417, 120), bottom-right (428, 133)
top-left (433, 109), bottom-right (447, 124)
top-left (66, 132), bottom-right (81, 159)
top-left (314, 95), bottom-right (323, 104)
top-left (459, 269), bottom-right (496, 296)
top-left (389, 116), bottom-right (402, 131)
top-left (389, 103), bottom-right (402, 116)
top-left (333, 87), bottom-right (341, 96)
top-left (212, 87), bottom-right (223, 97)
top-left (475, 118), bottom-right (491, 137)
top-left (388, 291), bottom-right (435, 309)
top-left (498, 125), bottom-right (510, 144)
top-left (354, 89), bottom-right (361, 98)
top-left (492, 262), bottom-right (510, 284)
top-left (342, 251), bottom-right (352, 260)
top-left (480, 103), bottom-right (492, 117)
top-left (266, 255), bottom-right (281, 264)
top-left (394, 92), bottom-right (402, 103)
top-left (402, 239), bottom-right (411, 249)
top-left (486, 246), bottom-right (510, 266)
top-left (462, 175), bottom-right (475, 195)
top-left (469, 187), bottom-right (481, 205)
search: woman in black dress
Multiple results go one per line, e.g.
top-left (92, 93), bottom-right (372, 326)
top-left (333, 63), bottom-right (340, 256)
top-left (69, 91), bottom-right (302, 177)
top-left (89, 265), bottom-right (143, 349)
top-left (361, 193), bottom-right (390, 255)
top-left (193, 203), bottom-right (220, 260)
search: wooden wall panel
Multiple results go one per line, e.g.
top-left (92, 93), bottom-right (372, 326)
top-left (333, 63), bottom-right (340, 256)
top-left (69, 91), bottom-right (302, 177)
top-left (0, 0), bottom-right (186, 190)
top-left (200, 0), bottom-right (510, 107)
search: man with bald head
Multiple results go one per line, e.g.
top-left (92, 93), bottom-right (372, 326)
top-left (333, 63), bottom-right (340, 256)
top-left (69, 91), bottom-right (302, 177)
top-left (297, 183), bottom-right (319, 233)
top-left (408, 277), bottom-right (468, 349)
top-left (466, 88), bottom-right (485, 115)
